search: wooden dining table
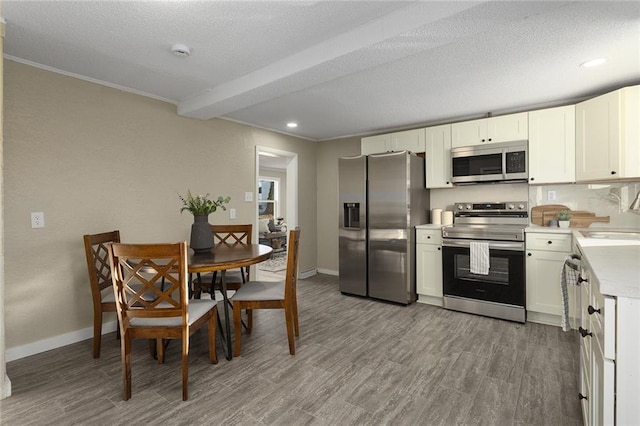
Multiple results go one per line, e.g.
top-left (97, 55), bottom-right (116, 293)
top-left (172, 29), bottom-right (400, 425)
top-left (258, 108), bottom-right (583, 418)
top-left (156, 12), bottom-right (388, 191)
top-left (188, 243), bottom-right (273, 360)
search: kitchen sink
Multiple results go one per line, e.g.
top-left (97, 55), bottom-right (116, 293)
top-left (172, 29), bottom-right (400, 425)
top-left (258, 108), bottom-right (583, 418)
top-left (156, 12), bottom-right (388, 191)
top-left (579, 230), bottom-right (640, 240)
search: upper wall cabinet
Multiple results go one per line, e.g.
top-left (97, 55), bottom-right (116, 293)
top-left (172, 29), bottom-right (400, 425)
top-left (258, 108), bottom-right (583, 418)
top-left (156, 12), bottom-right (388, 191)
top-left (529, 105), bottom-right (575, 184)
top-left (361, 128), bottom-right (425, 155)
top-left (424, 124), bottom-right (453, 188)
top-left (576, 85), bottom-right (640, 182)
top-left (451, 112), bottom-right (528, 148)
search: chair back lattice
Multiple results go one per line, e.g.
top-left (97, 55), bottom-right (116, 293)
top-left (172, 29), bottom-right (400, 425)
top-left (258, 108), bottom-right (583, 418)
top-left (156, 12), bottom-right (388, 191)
top-left (284, 228), bottom-right (301, 302)
top-left (108, 242), bottom-right (189, 323)
top-left (211, 224), bottom-right (252, 246)
top-left (84, 231), bottom-right (121, 298)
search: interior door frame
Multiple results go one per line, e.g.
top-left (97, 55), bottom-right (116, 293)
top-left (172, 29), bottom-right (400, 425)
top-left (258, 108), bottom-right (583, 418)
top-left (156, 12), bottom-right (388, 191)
top-left (255, 145), bottom-right (298, 247)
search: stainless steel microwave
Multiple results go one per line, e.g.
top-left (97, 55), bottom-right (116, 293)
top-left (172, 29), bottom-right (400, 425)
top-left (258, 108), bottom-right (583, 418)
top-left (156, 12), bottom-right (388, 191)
top-left (451, 140), bottom-right (528, 184)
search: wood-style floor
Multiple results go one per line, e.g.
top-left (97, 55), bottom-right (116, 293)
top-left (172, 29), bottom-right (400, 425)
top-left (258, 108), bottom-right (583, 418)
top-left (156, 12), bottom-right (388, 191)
top-left (1, 273), bottom-right (582, 425)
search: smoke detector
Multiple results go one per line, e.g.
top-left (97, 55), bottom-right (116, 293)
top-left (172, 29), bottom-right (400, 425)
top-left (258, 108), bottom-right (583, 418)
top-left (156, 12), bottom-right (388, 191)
top-left (171, 43), bottom-right (191, 57)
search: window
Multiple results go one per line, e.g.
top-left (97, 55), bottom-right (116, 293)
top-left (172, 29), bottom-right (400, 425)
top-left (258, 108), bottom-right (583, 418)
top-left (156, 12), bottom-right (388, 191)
top-left (258, 178), bottom-right (278, 217)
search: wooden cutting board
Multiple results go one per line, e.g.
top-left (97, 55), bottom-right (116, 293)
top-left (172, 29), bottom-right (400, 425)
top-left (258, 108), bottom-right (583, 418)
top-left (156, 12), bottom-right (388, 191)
top-left (570, 215), bottom-right (610, 228)
top-left (531, 204), bottom-right (610, 227)
top-left (531, 204), bottom-right (569, 226)
top-left (542, 210), bottom-right (595, 226)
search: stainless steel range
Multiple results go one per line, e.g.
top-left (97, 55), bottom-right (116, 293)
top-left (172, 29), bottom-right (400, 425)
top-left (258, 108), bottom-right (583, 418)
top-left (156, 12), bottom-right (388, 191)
top-left (441, 201), bottom-right (528, 323)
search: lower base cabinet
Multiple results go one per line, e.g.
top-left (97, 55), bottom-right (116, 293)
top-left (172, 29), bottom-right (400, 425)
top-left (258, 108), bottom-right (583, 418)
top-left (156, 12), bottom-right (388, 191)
top-left (578, 249), bottom-right (640, 425)
top-left (416, 229), bottom-right (443, 305)
top-left (525, 232), bottom-right (575, 326)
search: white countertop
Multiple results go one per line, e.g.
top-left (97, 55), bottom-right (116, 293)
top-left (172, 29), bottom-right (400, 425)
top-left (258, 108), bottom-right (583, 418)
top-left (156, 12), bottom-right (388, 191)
top-left (525, 225), bottom-right (573, 234)
top-left (573, 230), bottom-right (640, 299)
top-left (416, 224), bottom-right (445, 230)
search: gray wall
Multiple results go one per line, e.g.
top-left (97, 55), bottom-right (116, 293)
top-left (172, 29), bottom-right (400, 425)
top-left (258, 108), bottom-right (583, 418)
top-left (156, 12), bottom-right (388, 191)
top-left (315, 137), bottom-right (360, 274)
top-left (4, 60), bottom-right (318, 352)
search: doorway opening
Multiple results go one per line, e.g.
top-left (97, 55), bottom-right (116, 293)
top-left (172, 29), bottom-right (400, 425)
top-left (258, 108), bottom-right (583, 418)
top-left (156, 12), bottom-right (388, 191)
top-left (255, 146), bottom-right (298, 281)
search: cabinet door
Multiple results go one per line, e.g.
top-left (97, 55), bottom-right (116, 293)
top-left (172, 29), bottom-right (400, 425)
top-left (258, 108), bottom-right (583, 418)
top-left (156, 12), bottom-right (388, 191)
top-left (529, 106), bottom-right (575, 184)
top-left (576, 90), bottom-right (621, 181)
top-left (487, 112), bottom-right (528, 143)
top-left (425, 124), bottom-right (453, 188)
top-left (391, 128), bottom-right (425, 153)
top-left (526, 249), bottom-right (566, 315)
top-left (361, 134), bottom-right (391, 155)
top-left (451, 118), bottom-right (486, 147)
top-left (416, 243), bottom-right (443, 297)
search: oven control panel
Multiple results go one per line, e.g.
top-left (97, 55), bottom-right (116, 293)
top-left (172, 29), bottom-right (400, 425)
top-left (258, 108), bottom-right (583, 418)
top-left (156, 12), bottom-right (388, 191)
top-left (454, 201), bottom-right (528, 212)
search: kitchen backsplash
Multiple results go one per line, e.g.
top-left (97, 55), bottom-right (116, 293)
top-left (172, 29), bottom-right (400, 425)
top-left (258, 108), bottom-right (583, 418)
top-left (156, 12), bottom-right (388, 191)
top-left (429, 181), bottom-right (640, 229)
top-left (528, 181), bottom-right (640, 229)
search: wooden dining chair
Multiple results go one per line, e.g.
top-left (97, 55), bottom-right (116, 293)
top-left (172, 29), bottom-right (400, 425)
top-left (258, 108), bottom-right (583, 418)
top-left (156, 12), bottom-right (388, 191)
top-left (231, 228), bottom-right (301, 357)
top-left (83, 230), bottom-right (121, 358)
top-left (107, 241), bottom-right (218, 401)
top-left (193, 224), bottom-right (252, 299)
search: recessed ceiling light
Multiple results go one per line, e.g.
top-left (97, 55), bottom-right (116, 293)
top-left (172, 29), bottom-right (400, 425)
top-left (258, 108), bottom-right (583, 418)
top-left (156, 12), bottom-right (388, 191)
top-left (286, 122), bottom-right (298, 128)
top-left (580, 58), bottom-right (607, 68)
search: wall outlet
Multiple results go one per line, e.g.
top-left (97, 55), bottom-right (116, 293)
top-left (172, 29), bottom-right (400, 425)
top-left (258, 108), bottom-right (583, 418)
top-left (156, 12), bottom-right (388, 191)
top-left (31, 212), bottom-right (45, 228)
top-left (244, 192), bottom-right (253, 202)
top-left (229, 208), bottom-right (236, 220)
top-left (547, 190), bottom-right (557, 201)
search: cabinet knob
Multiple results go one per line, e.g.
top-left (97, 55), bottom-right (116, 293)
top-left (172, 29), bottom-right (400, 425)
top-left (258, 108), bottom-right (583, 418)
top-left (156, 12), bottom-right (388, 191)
top-left (587, 305), bottom-right (601, 315)
top-left (487, 138), bottom-right (492, 142)
top-left (547, 241), bottom-right (553, 245)
top-left (481, 139), bottom-right (485, 142)
top-left (579, 327), bottom-right (593, 338)
top-left (579, 393), bottom-right (588, 401)
top-left (446, 181), bottom-right (450, 185)
top-left (611, 171), bottom-right (617, 175)
top-left (577, 276), bottom-right (588, 285)
top-left (530, 177), bottom-right (535, 181)
top-left (427, 236), bottom-right (431, 239)
top-left (437, 247), bottom-right (441, 251)
top-left (527, 253), bottom-right (532, 257)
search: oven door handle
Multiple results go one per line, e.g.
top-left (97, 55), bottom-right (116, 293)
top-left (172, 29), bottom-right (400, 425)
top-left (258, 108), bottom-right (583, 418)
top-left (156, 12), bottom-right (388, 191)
top-left (442, 239), bottom-right (525, 251)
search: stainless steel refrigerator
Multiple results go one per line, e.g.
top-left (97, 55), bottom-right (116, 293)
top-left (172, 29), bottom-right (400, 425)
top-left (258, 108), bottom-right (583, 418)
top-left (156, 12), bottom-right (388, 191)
top-left (338, 151), bottom-right (429, 304)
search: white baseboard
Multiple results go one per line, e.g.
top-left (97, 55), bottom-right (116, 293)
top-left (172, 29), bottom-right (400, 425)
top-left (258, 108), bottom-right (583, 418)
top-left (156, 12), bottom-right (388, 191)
top-left (316, 268), bottom-right (338, 276)
top-left (2, 374), bottom-right (11, 399)
top-left (417, 295), bottom-right (443, 307)
top-left (6, 321), bottom-right (117, 362)
top-left (526, 311), bottom-right (562, 327)
top-left (299, 267), bottom-right (317, 280)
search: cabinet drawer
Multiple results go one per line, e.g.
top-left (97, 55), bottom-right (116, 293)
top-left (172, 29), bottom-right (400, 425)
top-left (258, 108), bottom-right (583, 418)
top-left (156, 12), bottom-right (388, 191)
top-left (526, 233), bottom-right (572, 252)
top-left (416, 229), bottom-right (442, 245)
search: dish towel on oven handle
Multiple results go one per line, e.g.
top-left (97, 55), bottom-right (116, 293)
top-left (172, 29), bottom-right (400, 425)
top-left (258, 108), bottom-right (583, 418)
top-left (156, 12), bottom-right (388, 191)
top-left (561, 255), bottom-right (581, 332)
top-left (469, 241), bottom-right (490, 275)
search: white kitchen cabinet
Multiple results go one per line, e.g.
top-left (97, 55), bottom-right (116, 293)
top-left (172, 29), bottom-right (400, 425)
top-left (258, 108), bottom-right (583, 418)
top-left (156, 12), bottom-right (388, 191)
top-left (577, 245), bottom-right (640, 425)
top-left (424, 124), bottom-right (453, 188)
top-left (451, 112), bottom-right (528, 147)
top-left (575, 85), bottom-right (640, 182)
top-left (528, 105), bottom-right (575, 184)
top-left (525, 232), bottom-right (573, 326)
top-left (361, 134), bottom-right (391, 155)
top-left (416, 228), bottom-right (443, 305)
top-left (361, 128), bottom-right (425, 154)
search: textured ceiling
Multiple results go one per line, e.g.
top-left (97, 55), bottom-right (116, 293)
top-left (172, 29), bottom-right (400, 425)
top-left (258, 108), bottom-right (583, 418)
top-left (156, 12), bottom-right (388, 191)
top-left (3, 1), bottom-right (640, 141)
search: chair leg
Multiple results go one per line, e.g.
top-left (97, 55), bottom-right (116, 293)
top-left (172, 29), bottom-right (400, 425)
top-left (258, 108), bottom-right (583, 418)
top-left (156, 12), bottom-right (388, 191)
top-left (292, 287), bottom-right (299, 337)
top-left (208, 311), bottom-right (218, 364)
top-left (246, 309), bottom-right (253, 334)
top-left (233, 301), bottom-right (242, 357)
top-left (284, 304), bottom-right (296, 355)
top-left (122, 335), bottom-right (132, 401)
top-left (93, 310), bottom-right (102, 358)
top-left (156, 339), bottom-right (165, 364)
top-left (181, 334), bottom-right (189, 401)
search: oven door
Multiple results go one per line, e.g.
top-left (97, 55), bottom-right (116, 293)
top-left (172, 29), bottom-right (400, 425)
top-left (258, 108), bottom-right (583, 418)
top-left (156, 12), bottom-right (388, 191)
top-left (442, 239), bottom-right (525, 307)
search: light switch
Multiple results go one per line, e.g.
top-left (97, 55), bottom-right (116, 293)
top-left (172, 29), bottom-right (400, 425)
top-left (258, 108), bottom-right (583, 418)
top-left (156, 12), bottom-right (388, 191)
top-left (229, 208), bottom-right (236, 220)
top-left (244, 192), bottom-right (253, 202)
